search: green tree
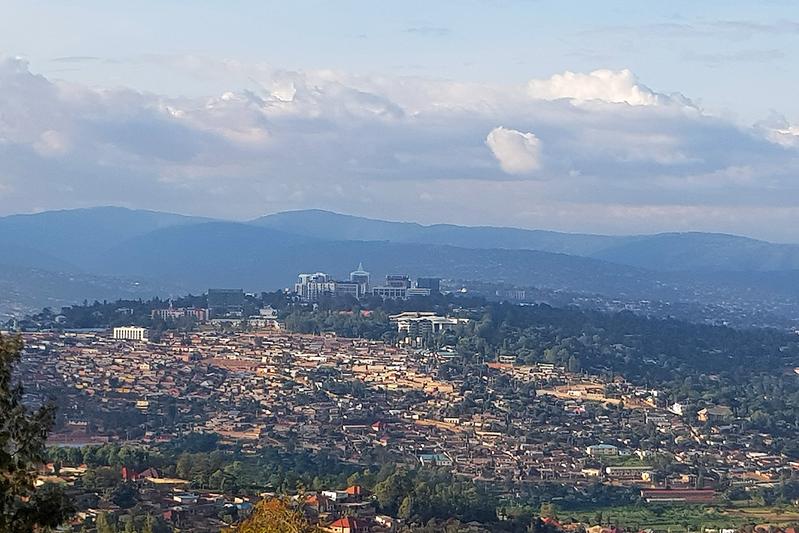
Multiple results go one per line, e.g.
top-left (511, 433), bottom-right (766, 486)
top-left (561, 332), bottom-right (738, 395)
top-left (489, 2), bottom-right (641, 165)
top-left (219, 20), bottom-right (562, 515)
top-left (96, 512), bottom-right (116, 533)
top-left (141, 514), bottom-right (155, 533)
top-left (224, 498), bottom-right (321, 533)
top-left (398, 495), bottom-right (415, 520)
top-left (0, 334), bottom-right (74, 532)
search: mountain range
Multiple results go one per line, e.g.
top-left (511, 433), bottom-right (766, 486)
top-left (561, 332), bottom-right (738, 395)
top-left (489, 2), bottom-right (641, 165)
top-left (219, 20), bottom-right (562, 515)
top-left (255, 210), bottom-right (799, 272)
top-left (1, 207), bottom-right (798, 319)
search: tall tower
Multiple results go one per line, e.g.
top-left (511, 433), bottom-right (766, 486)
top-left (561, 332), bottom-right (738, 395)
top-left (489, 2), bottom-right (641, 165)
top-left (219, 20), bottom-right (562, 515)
top-left (349, 262), bottom-right (371, 296)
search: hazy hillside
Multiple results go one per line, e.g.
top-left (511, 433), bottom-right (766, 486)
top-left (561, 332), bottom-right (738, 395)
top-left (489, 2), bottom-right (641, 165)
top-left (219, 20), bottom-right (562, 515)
top-left (254, 210), bottom-right (799, 272)
top-left (590, 232), bottom-right (799, 272)
top-left (0, 263), bottom-right (177, 318)
top-left (0, 206), bottom-right (209, 269)
top-left (253, 209), bottom-right (623, 256)
top-left (88, 220), bottom-right (799, 314)
top-left (92, 221), bottom-right (657, 296)
top-left (4, 207), bottom-right (799, 319)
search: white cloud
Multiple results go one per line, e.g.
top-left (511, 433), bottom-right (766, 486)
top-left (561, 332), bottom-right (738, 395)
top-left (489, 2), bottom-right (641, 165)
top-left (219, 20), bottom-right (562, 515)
top-left (756, 113), bottom-right (799, 148)
top-left (528, 69), bottom-right (670, 106)
top-left (1, 57), bottom-right (799, 238)
top-left (486, 127), bottom-right (542, 174)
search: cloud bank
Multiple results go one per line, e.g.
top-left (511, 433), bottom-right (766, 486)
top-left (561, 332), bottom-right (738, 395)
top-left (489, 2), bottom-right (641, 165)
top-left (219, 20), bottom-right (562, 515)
top-left (1, 56), bottom-right (799, 240)
top-left (527, 69), bottom-right (666, 106)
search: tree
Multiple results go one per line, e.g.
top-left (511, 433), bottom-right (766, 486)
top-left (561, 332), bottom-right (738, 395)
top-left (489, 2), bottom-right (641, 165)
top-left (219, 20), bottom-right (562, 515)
top-left (96, 512), bottom-right (116, 533)
top-left (398, 495), bottom-right (415, 521)
top-left (141, 514), bottom-right (155, 533)
top-left (123, 517), bottom-right (136, 533)
top-left (224, 498), bottom-right (321, 533)
top-left (0, 334), bottom-right (74, 531)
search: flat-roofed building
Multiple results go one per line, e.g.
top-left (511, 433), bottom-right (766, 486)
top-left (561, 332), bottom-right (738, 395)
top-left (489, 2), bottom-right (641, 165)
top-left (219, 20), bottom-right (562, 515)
top-left (207, 288), bottom-right (245, 318)
top-left (640, 488), bottom-right (716, 504)
top-left (587, 444), bottom-right (619, 457)
top-left (390, 312), bottom-right (469, 336)
top-left (416, 277), bottom-right (441, 293)
top-left (605, 465), bottom-right (653, 480)
top-left (294, 273), bottom-right (335, 302)
top-left (112, 326), bottom-right (148, 341)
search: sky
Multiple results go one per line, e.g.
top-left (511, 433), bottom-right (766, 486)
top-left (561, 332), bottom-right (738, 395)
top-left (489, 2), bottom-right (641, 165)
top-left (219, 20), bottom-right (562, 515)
top-left (1, 1), bottom-right (799, 241)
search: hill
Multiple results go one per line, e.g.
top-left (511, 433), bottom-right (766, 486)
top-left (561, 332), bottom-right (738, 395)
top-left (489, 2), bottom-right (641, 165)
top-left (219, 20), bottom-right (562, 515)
top-left (91, 221), bottom-right (649, 294)
top-left (91, 221), bottom-right (799, 316)
top-left (0, 262), bottom-right (176, 319)
top-left (3, 207), bottom-right (799, 322)
top-left (252, 209), bottom-right (623, 256)
top-left (254, 210), bottom-right (799, 272)
top-left (0, 206), bottom-right (209, 269)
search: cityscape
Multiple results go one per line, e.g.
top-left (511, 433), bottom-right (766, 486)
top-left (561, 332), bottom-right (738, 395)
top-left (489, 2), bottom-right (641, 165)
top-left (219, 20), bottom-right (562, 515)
top-left (4, 1), bottom-right (799, 532)
top-left (3, 262), bottom-right (799, 531)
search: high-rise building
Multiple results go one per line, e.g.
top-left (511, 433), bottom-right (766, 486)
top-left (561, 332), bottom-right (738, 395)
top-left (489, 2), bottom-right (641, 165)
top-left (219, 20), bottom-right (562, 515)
top-left (207, 289), bottom-right (245, 318)
top-left (416, 277), bottom-right (441, 294)
top-left (334, 280), bottom-right (362, 299)
top-left (372, 274), bottom-right (412, 299)
top-left (294, 273), bottom-right (336, 302)
top-left (349, 262), bottom-right (370, 293)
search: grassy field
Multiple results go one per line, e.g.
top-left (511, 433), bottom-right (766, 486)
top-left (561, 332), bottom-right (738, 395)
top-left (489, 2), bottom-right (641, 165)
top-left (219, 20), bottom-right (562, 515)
top-left (556, 503), bottom-right (799, 532)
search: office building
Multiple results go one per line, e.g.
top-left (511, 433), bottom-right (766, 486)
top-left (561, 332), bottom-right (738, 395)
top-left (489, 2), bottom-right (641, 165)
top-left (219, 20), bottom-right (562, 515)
top-left (415, 277), bottom-right (441, 294)
top-left (406, 287), bottom-right (431, 297)
top-left (113, 326), bottom-right (148, 341)
top-left (207, 289), bottom-right (245, 318)
top-left (390, 312), bottom-right (469, 336)
top-left (385, 275), bottom-right (411, 288)
top-left (333, 280), bottom-right (362, 299)
top-left (372, 274), bottom-right (411, 300)
top-left (372, 286), bottom-right (407, 300)
top-left (349, 263), bottom-right (370, 293)
top-left (295, 273), bottom-right (336, 302)
top-left (152, 307), bottom-right (208, 322)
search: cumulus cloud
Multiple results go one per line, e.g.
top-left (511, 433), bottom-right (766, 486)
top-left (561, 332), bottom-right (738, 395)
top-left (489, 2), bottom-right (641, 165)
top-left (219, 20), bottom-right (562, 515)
top-left (486, 127), bottom-right (542, 174)
top-left (528, 69), bottom-right (672, 106)
top-left (756, 113), bottom-right (799, 148)
top-left (1, 56), bottom-right (799, 238)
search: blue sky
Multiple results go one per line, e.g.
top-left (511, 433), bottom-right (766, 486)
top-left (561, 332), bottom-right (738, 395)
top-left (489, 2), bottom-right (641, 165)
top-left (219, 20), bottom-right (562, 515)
top-left (5, 0), bottom-right (796, 120)
top-left (1, 1), bottom-right (799, 240)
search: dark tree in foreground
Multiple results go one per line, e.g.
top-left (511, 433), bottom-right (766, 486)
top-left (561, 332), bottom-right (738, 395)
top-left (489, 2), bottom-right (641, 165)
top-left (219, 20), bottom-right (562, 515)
top-left (0, 334), bottom-right (74, 531)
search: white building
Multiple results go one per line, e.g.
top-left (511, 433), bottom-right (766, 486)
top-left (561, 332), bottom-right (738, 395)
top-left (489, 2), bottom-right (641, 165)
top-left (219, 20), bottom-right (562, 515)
top-left (349, 262), bottom-right (370, 293)
top-left (669, 402), bottom-right (686, 416)
top-left (294, 273), bottom-right (336, 302)
top-left (112, 326), bottom-right (148, 341)
top-left (586, 444), bottom-right (619, 457)
top-left (390, 312), bottom-right (469, 336)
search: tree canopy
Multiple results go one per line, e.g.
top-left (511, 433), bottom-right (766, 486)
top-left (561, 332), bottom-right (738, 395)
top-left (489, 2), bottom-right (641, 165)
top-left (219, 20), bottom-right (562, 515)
top-left (224, 498), bottom-right (321, 533)
top-left (0, 334), bottom-right (74, 531)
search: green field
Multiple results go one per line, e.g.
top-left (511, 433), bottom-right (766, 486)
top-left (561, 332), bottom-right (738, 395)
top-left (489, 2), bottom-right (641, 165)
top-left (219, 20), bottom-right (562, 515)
top-left (556, 503), bottom-right (799, 532)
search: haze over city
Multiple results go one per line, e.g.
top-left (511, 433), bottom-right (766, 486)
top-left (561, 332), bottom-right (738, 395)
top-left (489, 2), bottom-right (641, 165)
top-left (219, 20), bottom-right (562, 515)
top-left (2, 1), bottom-right (799, 240)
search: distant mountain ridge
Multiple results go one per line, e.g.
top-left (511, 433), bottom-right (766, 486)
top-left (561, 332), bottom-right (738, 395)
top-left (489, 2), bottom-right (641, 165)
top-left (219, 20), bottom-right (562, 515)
top-left (252, 209), bottom-right (624, 256)
top-left (254, 209), bottom-right (799, 272)
top-left (0, 206), bottom-right (210, 269)
top-left (2, 206), bottom-right (799, 317)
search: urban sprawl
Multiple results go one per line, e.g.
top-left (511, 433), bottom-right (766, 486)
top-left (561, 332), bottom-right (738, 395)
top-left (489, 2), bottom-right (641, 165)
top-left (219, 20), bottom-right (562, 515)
top-left (8, 265), bottom-right (799, 532)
